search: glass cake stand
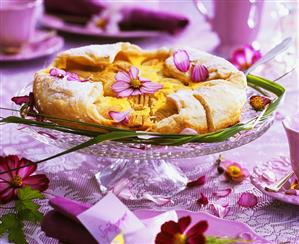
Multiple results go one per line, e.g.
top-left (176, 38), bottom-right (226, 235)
top-left (17, 86), bottom-right (274, 200)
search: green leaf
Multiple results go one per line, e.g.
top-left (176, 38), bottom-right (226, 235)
top-left (7, 219), bottom-right (27, 244)
top-left (16, 187), bottom-right (44, 223)
top-left (0, 213), bottom-right (16, 236)
top-left (17, 186), bottom-right (44, 201)
top-left (0, 213), bottom-right (27, 244)
top-left (206, 236), bottom-right (246, 244)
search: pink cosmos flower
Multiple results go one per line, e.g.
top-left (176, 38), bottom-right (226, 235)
top-left (220, 160), bottom-right (249, 183)
top-left (112, 66), bottom-right (163, 97)
top-left (0, 155), bottom-right (49, 204)
top-left (231, 45), bottom-right (262, 71)
top-left (155, 216), bottom-right (208, 244)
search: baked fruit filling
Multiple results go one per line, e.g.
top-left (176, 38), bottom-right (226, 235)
top-left (33, 43), bottom-right (247, 134)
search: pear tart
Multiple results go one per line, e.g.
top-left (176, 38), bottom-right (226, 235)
top-left (33, 43), bottom-right (247, 134)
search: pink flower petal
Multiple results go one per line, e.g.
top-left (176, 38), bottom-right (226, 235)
top-left (213, 188), bottom-right (232, 198)
top-left (231, 45), bottom-right (261, 71)
top-left (143, 193), bottom-right (173, 206)
top-left (17, 157), bottom-right (37, 179)
top-left (285, 189), bottom-right (299, 195)
top-left (210, 203), bottom-right (230, 218)
top-left (238, 192), bottom-right (258, 208)
top-left (49, 68), bottom-right (66, 77)
top-left (22, 174), bottom-right (49, 192)
top-left (187, 175), bottom-right (205, 188)
top-left (117, 88), bottom-right (134, 97)
top-left (180, 128), bottom-right (198, 135)
top-left (115, 71), bottom-right (131, 83)
top-left (109, 110), bottom-right (131, 123)
top-left (191, 64), bottom-right (209, 82)
top-left (173, 49), bottom-right (190, 72)
top-left (197, 192), bottom-right (209, 206)
top-left (131, 89), bottom-right (142, 96)
top-left (140, 82), bottom-right (163, 93)
top-left (129, 66), bottom-right (139, 80)
top-left (112, 81), bottom-right (131, 93)
top-left (0, 187), bottom-right (15, 204)
top-left (11, 95), bottom-right (30, 105)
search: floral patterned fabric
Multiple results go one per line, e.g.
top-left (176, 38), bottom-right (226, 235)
top-left (1, 2), bottom-right (298, 243)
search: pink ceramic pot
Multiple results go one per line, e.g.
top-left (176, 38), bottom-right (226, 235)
top-left (194, 0), bottom-right (264, 57)
top-left (0, 0), bottom-right (43, 48)
top-left (283, 116), bottom-right (299, 180)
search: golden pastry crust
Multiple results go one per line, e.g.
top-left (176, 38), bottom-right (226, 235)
top-left (33, 43), bottom-right (247, 134)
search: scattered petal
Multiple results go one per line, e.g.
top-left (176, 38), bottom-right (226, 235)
top-left (191, 64), bottom-right (209, 82)
top-left (197, 193), bottom-right (209, 206)
top-left (187, 175), bottom-right (205, 188)
top-left (213, 188), bottom-right (232, 198)
top-left (173, 49), bottom-right (190, 72)
top-left (210, 203), bottom-right (230, 218)
top-left (109, 110), bottom-right (131, 123)
top-left (180, 128), bottom-right (198, 135)
top-left (250, 95), bottom-right (271, 111)
top-left (11, 95), bottom-right (30, 105)
top-left (143, 193), bottom-right (173, 206)
top-left (238, 192), bottom-right (258, 208)
top-left (285, 189), bottom-right (299, 195)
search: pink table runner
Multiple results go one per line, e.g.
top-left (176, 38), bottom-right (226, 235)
top-left (1, 2), bottom-right (298, 243)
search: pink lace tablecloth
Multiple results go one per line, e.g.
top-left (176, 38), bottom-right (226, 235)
top-left (1, 2), bottom-right (299, 243)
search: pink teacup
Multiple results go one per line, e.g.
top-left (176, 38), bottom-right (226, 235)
top-left (194, 0), bottom-right (264, 57)
top-left (0, 0), bottom-right (43, 49)
top-left (283, 115), bottom-right (299, 180)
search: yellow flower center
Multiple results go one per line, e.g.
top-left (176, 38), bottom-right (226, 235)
top-left (131, 79), bottom-right (141, 88)
top-left (174, 233), bottom-right (187, 244)
top-left (227, 165), bottom-right (242, 177)
top-left (10, 175), bottom-right (23, 187)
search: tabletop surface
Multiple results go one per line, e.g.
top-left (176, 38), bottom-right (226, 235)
top-left (0, 1), bottom-right (298, 243)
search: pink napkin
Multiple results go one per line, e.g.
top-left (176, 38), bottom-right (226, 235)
top-left (44, 0), bottom-right (106, 18)
top-left (41, 197), bottom-right (96, 243)
top-left (119, 7), bottom-right (189, 34)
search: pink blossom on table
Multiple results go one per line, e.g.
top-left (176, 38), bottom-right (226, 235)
top-left (186, 175), bottom-right (205, 188)
top-left (231, 44), bottom-right (262, 71)
top-left (210, 203), bottom-right (230, 218)
top-left (11, 92), bottom-right (34, 106)
top-left (0, 155), bottom-right (49, 204)
top-left (220, 160), bottom-right (249, 183)
top-left (109, 110), bottom-right (131, 124)
top-left (197, 192), bottom-right (209, 206)
top-left (112, 66), bottom-right (163, 97)
top-left (191, 64), bottom-right (209, 82)
top-left (173, 49), bottom-right (190, 72)
top-left (179, 128), bottom-right (198, 135)
top-left (237, 192), bottom-right (258, 208)
top-left (212, 188), bottom-right (232, 198)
